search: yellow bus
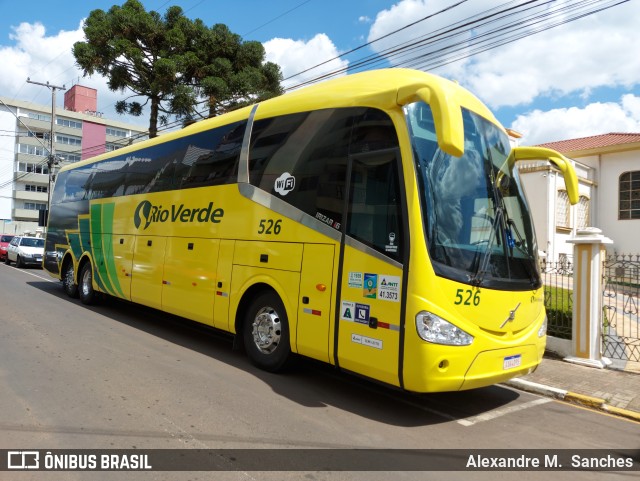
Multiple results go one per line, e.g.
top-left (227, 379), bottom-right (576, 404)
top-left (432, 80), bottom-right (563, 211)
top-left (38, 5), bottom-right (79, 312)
top-left (44, 68), bottom-right (578, 392)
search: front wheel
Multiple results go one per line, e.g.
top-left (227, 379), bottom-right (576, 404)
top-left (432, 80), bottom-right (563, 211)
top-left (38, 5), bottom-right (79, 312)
top-left (63, 261), bottom-right (79, 298)
top-left (243, 291), bottom-right (292, 372)
top-left (78, 262), bottom-right (97, 305)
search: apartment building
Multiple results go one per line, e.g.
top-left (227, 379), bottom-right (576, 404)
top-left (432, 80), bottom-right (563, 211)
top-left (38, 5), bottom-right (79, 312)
top-left (0, 85), bottom-right (147, 235)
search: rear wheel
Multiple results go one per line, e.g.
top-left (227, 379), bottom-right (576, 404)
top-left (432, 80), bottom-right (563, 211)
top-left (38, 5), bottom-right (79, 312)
top-left (63, 261), bottom-right (79, 298)
top-left (78, 262), bottom-right (96, 305)
top-left (243, 291), bottom-right (292, 372)
top-left (4, 256), bottom-right (10, 265)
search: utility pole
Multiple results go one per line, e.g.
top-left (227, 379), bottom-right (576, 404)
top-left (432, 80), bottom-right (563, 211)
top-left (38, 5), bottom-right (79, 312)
top-left (26, 78), bottom-right (66, 227)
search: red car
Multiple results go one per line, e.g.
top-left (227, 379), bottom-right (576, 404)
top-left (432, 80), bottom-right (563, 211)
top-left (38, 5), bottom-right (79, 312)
top-left (0, 234), bottom-right (15, 261)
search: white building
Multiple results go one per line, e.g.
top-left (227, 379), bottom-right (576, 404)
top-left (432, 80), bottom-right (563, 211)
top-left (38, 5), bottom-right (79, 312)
top-left (0, 85), bottom-right (147, 235)
top-left (518, 133), bottom-right (640, 261)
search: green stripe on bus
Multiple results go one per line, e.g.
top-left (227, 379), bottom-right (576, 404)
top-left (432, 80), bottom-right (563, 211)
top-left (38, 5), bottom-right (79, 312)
top-left (89, 205), bottom-right (111, 294)
top-left (67, 232), bottom-right (82, 261)
top-left (101, 203), bottom-right (124, 298)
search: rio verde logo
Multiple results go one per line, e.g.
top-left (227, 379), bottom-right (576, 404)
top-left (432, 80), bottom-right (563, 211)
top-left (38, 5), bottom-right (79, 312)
top-left (133, 200), bottom-right (224, 230)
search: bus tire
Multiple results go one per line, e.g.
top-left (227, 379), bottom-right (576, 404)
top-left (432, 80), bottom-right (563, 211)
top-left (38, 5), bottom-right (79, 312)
top-left (63, 262), bottom-right (79, 298)
top-left (78, 262), bottom-right (96, 305)
top-left (243, 291), bottom-right (292, 372)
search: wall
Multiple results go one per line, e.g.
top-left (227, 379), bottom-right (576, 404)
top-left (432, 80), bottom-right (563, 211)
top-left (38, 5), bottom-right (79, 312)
top-left (519, 165), bottom-right (551, 257)
top-left (0, 108), bottom-right (16, 222)
top-left (81, 121), bottom-right (106, 160)
top-left (598, 150), bottom-right (640, 254)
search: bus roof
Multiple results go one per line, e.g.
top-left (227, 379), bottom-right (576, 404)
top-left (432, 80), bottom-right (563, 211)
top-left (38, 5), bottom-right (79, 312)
top-left (59, 68), bottom-right (501, 173)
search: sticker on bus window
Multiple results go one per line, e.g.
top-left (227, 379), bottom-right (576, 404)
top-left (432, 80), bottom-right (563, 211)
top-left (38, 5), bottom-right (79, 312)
top-left (363, 273), bottom-right (378, 299)
top-left (348, 272), bottom-right (363, 289)
top-left (385, 232), bottom-right (398, 254)
top-left (274, 172), bottom-right (295, 196)
top-left (379, 276), bottom-right (400, 302)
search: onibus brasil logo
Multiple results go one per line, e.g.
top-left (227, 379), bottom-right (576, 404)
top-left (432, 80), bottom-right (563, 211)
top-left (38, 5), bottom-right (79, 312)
top-left (134, 200), bottom-right (224, 230)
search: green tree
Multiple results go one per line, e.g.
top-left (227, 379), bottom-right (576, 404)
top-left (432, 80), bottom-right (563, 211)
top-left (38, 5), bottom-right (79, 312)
top-left (180, 23), bottom-right (284, 119)
top-left (73, 0), bottom-right (283, 138)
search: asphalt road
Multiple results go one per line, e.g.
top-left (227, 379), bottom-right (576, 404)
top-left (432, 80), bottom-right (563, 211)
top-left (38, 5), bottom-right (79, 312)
top-left (0, 263), bottom-right (638, 481)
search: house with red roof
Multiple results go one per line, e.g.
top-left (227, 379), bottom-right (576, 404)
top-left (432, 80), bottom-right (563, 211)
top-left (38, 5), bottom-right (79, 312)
top-left (518, 133), bottom-right (640, 261)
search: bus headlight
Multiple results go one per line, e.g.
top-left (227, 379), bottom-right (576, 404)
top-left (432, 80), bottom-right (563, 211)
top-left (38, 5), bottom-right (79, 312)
top-left (538, 315), bottom-right (548, 338)
top-left (415, 311), bottom-right (474, 346)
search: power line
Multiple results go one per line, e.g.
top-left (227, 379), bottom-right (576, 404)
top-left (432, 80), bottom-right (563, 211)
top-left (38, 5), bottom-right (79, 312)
top-left (1, 0), bottom-right (629, 193)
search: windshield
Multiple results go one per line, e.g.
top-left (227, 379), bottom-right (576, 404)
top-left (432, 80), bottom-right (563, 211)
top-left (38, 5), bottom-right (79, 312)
top-left (21, 238), bottom-right (45, 248)
top-left (406, 102), bottom-right (540, 291)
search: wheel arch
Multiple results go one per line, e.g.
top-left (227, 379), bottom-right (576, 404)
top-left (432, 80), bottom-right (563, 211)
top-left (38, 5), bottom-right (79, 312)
top-left (60, 251), bottom-right (77, 282)
top-left (232, 278), bottom-right (296, 352)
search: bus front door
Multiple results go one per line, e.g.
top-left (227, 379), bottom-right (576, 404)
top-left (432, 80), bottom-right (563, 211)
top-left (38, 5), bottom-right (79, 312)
top-left (336, 149), bottom-right (405, 387)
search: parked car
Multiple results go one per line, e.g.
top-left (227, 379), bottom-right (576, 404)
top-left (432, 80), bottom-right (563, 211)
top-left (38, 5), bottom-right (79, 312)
top-left (0, 234), bottom-right (14, 261)
top-left (5, 236), bottom-right (45, 268)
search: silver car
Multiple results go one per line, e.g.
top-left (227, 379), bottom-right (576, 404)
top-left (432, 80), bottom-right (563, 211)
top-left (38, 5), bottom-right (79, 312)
top-left (5, 236), bottom-right (45, 268)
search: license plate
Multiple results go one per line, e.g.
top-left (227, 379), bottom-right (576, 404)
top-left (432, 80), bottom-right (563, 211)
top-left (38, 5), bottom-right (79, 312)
top-left (503, 354), bottom-right (521, 370)
top-left (35, 257), bottom-right (42, 262)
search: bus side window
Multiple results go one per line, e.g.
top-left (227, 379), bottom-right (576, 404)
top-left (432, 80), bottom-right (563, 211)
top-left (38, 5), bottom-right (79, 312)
top-left (249, 109), bottom-right (354, 230)
top-left (62, 168), bottom-right (92, 202)
top-left (347, 110), bottom-right (403, 261)
top-left (179, 121), bottom-right (245, 189)
top-left (347, 151), bottom-right (404, 262)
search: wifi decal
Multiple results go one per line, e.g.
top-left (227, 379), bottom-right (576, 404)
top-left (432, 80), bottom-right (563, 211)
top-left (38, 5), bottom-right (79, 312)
top-left (133, 200), bottom-right (225, 230)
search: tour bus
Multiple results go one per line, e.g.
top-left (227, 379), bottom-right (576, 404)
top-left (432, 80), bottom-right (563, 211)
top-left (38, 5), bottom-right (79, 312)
top-left (43, 68), bottom-right (578, 393)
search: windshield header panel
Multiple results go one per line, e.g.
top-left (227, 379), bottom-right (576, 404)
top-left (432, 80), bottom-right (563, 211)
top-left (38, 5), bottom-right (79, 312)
top-left (406, 102), bottom-right (540, 291)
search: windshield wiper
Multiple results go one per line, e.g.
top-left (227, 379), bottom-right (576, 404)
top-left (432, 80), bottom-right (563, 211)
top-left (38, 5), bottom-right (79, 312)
top-left (470, 206), bottom-right (503, 287)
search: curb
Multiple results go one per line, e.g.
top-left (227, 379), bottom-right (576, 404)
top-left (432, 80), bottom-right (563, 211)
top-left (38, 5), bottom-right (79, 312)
top-left (503, 378), bottom-right (640, 423)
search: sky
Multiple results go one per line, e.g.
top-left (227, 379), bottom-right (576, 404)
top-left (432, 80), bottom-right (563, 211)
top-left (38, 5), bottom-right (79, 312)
top-left (0, 0), bottom-right (639, 145)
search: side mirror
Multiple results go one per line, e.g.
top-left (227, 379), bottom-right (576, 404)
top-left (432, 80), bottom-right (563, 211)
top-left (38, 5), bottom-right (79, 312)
top-left (397, 84), bottom-right (464, 157)
top-left (508, 146), bottom-right (579, 205)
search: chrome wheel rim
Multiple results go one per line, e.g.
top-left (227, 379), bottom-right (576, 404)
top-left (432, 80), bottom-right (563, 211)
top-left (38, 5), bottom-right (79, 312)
top-left (64, 265), bottom-right (74, 290)
top-left (81, 267), bottom-right (92, 297)
top-left (251, 306), bottom-right (281, 354)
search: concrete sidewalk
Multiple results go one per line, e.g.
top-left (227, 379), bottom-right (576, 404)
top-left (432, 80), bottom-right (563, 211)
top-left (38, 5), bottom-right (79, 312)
top-left (503, 354), bottom-right (640, 422)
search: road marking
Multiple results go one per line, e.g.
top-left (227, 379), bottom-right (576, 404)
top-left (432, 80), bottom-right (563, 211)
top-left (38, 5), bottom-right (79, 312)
top-left (457, 398), bottom-right (552, 426)
top-left (2, 264), bottom-right (55, 282)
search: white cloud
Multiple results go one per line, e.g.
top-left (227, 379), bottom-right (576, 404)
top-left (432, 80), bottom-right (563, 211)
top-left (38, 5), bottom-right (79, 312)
top-left (512, 95), bottom-right (640, 145)
top-left (263, 34), bottom-right (348, 90)
top-left (0, 21), bottom-right (83, 98)
top-left (367, 0), bottom-right (640, 110)
top-left (0, 21), bottom-right (148, 128)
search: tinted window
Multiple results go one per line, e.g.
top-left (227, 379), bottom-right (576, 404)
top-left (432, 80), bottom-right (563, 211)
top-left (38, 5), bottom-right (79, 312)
top-left (87, 158), bottom-right (127, 199)
top-left (347, 150), bottom-right (403, 261)
top-left (61, 168), bottom-right (93, 202)
top-left (55, 120), bottom-right (246, 203)
top-left (178, 122), bottom-right (245, 189)
top-left (0, 235), bottom-right (13, 242)
top-left (248, 107), bottom-right (402, 258)
top-left (249, 108), bottom-right (360, 230)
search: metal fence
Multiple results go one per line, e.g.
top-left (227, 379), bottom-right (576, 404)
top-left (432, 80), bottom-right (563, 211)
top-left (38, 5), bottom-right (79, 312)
top-left (540, 258), bottom-right (573, 340)
top-left (541, 254), bottom-right (640, 363)
top-left (602, 255), bottom-right (640, 362)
